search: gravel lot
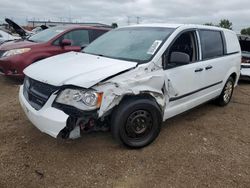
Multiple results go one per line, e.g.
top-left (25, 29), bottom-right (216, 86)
top-left (0, 76), bottom-right (249, 188)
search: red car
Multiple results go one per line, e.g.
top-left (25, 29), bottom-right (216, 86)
top-left (0, 25), bottom-right (110, 78)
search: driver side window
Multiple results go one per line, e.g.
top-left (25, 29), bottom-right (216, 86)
top-left (163, 31), bottom-right (198, 69)
top-left (54, 29), bottom-right (90, 46)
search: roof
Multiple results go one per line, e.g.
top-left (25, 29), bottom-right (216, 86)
top-left (121, 23), bottom-right (234, 32)
top-left (27, 20), bottom-right (112, 28)
top-left (50, 25), bottom-right (111, 31)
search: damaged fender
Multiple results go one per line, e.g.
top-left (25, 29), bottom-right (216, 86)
top-left (94, 64), bottom-right (179, 118)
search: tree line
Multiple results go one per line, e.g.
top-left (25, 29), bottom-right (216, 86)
top-left (204, 19), bottom-right (250, 35)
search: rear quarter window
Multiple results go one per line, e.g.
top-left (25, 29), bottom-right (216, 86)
top-left (199, 30), bottom-right (224, 59)
top-left (224, 31), bottom-right (241, 54)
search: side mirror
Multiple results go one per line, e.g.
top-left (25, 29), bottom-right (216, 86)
top-left (60, 39), bottom-right (72, 47)
top-left (170, 52), bottom-right (190, 65)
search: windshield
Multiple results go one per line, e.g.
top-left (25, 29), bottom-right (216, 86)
top-left (29, 27), bottom-right (66, 43)
top-left (83, 27), bottom-right (174, 63)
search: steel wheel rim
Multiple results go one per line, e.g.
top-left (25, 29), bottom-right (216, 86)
top-left (125, 110), bottom-right (153, 139)
top-left (223, 81), bottom-right (233, 103)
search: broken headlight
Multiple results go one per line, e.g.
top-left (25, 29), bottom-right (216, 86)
top-left (2, 48), bottom-right (31, 57)
top-left (55, 89), bottom-right (103, 111)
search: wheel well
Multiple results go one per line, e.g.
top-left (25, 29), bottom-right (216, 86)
top-left (230, 72), bottom-right (237, 83)
top-left (120, 93), bottom-right (163, 114)
top-left (122, 93), bottom-right (157, 102)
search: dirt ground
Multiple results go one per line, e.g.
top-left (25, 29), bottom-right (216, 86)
top-left (0, 76), bottom-right (249, 188)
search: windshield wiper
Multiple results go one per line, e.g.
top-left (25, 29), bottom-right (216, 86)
top-left (95, 54), bottom-right (104, 57)
top-left (82, 51), bottom-right (104, 57)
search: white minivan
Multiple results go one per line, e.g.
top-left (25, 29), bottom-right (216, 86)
top-left (19, 24), bottom-right (241, 148)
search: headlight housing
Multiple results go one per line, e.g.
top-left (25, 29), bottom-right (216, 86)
top-left (55, 89), bottom-right (103, 111)
top-left (2, 48), bottom-right (31, 57)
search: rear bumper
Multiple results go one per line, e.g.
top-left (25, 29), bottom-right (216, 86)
top-left (241, 64), bottom-right (250, 78)
top-left (19, 85), bottom-right (69, 138)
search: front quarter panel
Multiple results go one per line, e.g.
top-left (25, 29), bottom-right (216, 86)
top-left (94, 64), bottom-right (168, 118)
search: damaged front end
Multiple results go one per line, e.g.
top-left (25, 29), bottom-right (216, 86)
top-left (21, 59), bottom-right (176, 140)
top-left (54, 64), bottom-right (174, 139)
top-left (54, 104), bottom-right (110, 139)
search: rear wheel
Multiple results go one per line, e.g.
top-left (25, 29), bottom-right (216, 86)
top-left (111, 97), bottom-right (162, 148)
top-left (215, 77), bottom-right (234, 106)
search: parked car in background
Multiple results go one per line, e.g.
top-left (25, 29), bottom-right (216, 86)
top-left (5, 18), bottom-right (48, 39)
top-left (238, 35), bottom-right (250, 79)
top-left (0, 25), bottom-right (110, 78)
top-left (0, 30), bottom-right (20, 45)
top-left (19, 24), bottom-right (241, 148)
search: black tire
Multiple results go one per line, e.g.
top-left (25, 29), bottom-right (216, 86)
top-left (111, 97), bottom-right (162, 148)
top-left (215, 77), bottom-right (235, 106)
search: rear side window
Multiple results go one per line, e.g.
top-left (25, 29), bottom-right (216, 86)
top-left (199, 30), bottom-right (224, 59)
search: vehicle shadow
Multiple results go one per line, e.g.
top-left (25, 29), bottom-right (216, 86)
top-left (0, 75), bottom-right (23, 85)
top-left (238, 79), bottom-right (250, 85)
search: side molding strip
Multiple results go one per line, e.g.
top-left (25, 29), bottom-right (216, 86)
top-left (169, 81), bottom-right (223, 102)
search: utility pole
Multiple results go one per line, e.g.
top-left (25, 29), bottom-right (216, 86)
top-left (127, 16), bottom-right (130, 25)
top-left (136, 16), bottom-right (141, 24)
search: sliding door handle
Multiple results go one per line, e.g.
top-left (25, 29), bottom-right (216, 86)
top-left (195, 68), bottom-right (203, 72)
top-left (205, 65), bottom-right (213, 70)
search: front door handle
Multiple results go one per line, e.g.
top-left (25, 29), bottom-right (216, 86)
top-left (205, 65), bottom-right (213, 70)
top-left (195, 68), bottom-right (204, 72)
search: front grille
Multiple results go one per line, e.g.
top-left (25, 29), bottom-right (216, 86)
top-left (0, 50), bottom-right (6, 58)
top-left (23, 77), bottom-right (58, 110)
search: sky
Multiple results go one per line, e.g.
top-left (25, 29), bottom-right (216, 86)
top-left (0, 0), bottom-right (250, 33)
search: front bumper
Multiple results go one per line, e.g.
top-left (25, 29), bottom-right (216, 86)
top-left (19, 85), bottom-right (69, 138)
top-left (0, 57), bottom-right (25, 78)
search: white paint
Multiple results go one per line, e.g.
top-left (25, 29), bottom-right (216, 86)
top-left (19, 24), bottom-right (241, 139)
top-left (24, 52), bottom-right (137, 88)
top-left (19, 86), bottom-right (68, 138)
top-left (241, 64), bottom-right (250, 77)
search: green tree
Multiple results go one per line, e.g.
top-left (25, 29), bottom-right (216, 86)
top-left (204, 23), bottom-right (215, 26)
top-left (241, 27), bottom-right (250, 35)
top-left (111, 23), bottom-right (118, 28)
top-left (218, 19), bottom-right (233, 30)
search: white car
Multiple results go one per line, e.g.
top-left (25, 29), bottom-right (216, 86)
top-left (0, 30), bottom-right (20, 44)
top-left (19, 24), bottom-right (241, 148)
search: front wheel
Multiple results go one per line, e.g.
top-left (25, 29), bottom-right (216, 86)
top-left (215, 77), bottom-right (234, 106)
top-left (111, 97), bottom-right (162, 148)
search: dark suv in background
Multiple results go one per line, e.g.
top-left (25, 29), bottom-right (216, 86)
top-left (0, 25), bottom-right (110, 78)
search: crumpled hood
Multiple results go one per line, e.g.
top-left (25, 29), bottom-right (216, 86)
top-left (24, 52), bottom-right (138, 88)
top-left (5, 18), bottom-right (29, 38)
